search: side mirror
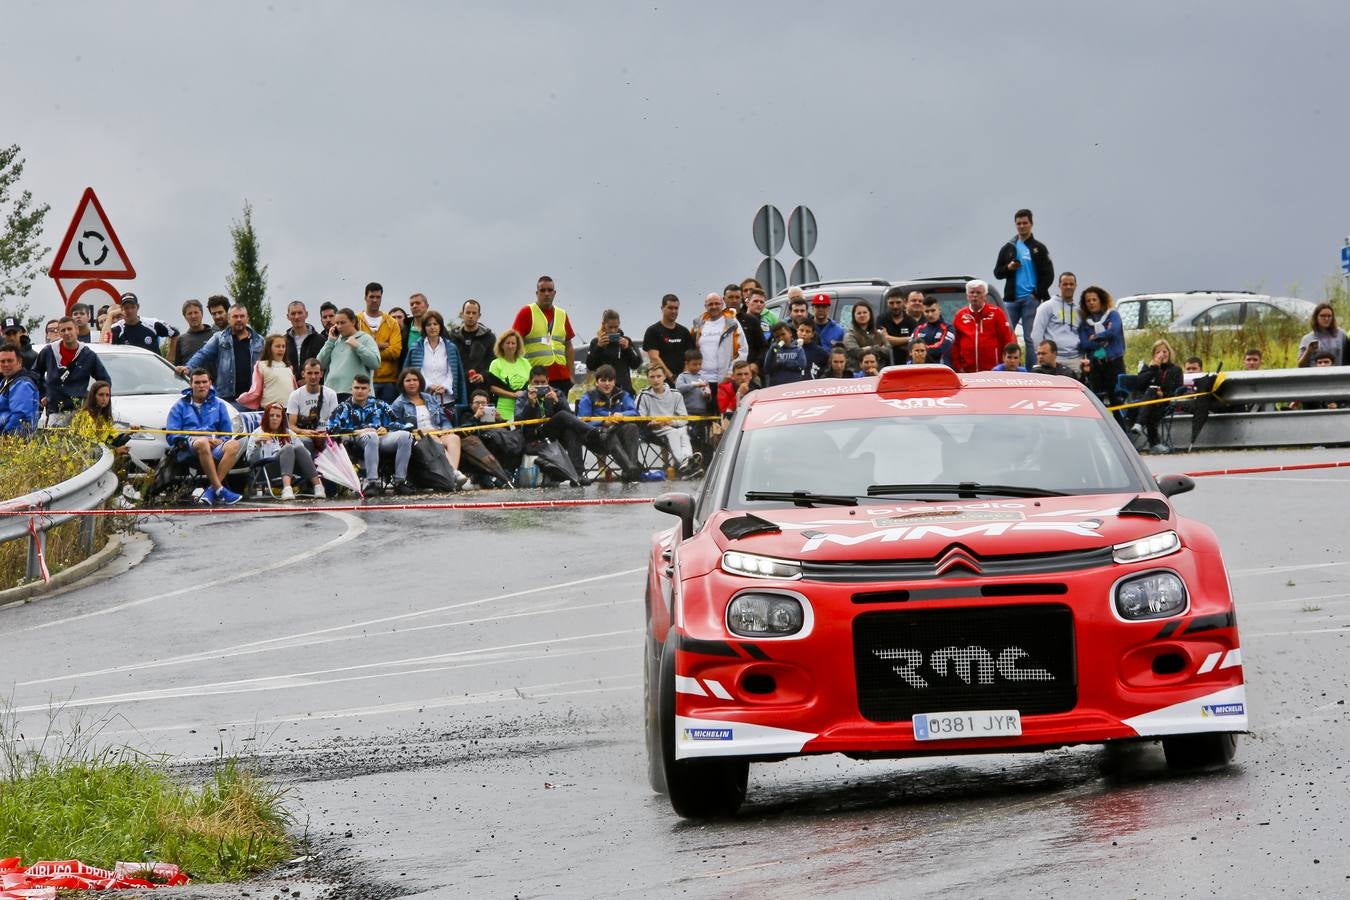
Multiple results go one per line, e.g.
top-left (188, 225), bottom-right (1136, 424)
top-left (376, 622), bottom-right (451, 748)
top-left (1155, 474), bottom-right (1195, 498)
top-left (654, 492), bottom-right (696, 540)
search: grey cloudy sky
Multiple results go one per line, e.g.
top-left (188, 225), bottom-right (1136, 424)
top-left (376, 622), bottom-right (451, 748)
top-left (5, 0), bottom-right (1349, 335)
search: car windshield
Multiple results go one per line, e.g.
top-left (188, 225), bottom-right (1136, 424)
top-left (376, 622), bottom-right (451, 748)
top-left (727, 414), bottom-right (1142, 508)
top-left (98, 351), bottom-right (188, 394)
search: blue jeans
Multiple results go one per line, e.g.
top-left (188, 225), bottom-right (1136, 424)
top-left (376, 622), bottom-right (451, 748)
top-left (1004, 296), bottom-right (1039, 363)
top-left (353, 430), bottom-right (412, 482)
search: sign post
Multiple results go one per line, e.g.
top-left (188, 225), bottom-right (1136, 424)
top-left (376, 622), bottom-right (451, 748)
top-left (1341, 238), bottom-right (1350, 281)
top-left (752, 205), bottom-right (786, 298)
top-left (49, 188), bottom-right (136, 315)
top-left (787, 205), bottom-right (819, 287)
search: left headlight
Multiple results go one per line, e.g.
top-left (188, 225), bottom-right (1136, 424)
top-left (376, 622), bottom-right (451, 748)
top-left (727, 593), bottom-right (805, 637)
top-left (1115, 571), bottom-right (1188, 620)
top-left (721, 550), bottom-right (802, 580)
top-left (1113, 531), bottom-right (1181, 564)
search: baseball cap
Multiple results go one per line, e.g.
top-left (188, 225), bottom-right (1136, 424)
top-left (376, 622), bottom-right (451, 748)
top-left (119, 292), bottom-right (139, 306)
top-left (810, 293), bottom-right (831, 306)
top-left (2, 316), bottom-right (23, 332)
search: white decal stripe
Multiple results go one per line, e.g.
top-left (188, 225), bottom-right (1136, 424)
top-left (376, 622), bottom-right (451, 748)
top-left (1220, 648), bottom-right (1242, 669)
top-left (704, 679), bottom-right (733, 700)
top-left (1197, 651), bottom-right (1222, 674)
top-left (675, 675), bottom-right (706, 696)
top-left (1122, 684), bottom-right (1248, 737)
top-left (674, 715), bottom-right (817, 759)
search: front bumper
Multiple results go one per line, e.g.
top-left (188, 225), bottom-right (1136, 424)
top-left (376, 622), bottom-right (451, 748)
top-left (671, 557), bottom-right (1246, 761)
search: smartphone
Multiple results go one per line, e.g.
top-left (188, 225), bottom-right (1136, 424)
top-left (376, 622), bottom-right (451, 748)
top-left (608, 333), bottom-right (621, 344)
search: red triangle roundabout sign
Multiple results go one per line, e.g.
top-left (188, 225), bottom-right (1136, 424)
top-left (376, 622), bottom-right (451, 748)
top-left (49, 187), bottom-right (136, 279)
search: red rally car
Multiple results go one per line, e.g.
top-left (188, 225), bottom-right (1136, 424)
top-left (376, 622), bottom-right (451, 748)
top-left (644, 366), bottom-right (1246, 818)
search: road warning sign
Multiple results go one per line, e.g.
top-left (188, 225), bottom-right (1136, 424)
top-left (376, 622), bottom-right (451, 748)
top-left (49, 188), bottom-right (136, 280)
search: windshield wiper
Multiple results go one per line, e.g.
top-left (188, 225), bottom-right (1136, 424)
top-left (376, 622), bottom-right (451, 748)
top-left (744, 490), bottom-right (859, 507)
top-left (866, 482), bottom-right (1066, 499)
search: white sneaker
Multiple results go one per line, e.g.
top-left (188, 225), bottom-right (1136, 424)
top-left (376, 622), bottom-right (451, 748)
top-left (280, 486), bottom-right (295, 500)
top-left (311, 483), bottom-right (327, 499)
top-left (454, 470), bottom-right (469, 490)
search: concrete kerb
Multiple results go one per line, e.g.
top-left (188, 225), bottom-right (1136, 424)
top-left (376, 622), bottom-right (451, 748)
top-left (0, 529), bottom-right (150, 610)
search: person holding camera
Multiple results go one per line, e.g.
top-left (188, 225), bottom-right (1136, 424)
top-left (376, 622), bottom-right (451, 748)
top-left (517, 366), bottom-right (602, 481)
top-left (1297, 304), bottom-right (1346, 368)
top-left (585, 309), bottom-right (643, 396)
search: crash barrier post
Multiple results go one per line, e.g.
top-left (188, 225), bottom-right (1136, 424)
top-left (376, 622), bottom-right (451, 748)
top-left (1172, 367), bottom-right (1350, 451)
top-left (0, 447), bottom-right (119, 583)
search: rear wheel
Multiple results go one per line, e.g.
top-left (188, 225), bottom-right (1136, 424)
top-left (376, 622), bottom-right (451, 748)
top-left (644, 632), bottom-right (667, 794)
top-left (658, 639), bottom-right (748, 818)
top-left (1162, 732), bottom-right (1239, 770)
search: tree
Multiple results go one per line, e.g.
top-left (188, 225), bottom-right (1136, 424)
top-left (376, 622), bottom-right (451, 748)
top-left (227, 200), bottom-right (270, 333)
top-left (0, 144), bottom-right (51, 330)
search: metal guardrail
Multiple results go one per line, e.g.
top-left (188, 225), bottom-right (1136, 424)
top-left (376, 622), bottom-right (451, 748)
top-left (1213, 368), bottom-right (1350, 405)
top-left (1166, 367), bottom-right (1350, 450)
top-left (0, 447), bottom-right (119, 582)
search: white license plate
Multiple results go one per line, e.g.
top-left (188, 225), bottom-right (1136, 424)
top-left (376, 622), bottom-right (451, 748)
top-left (913, 710), bottom-right (1022, 741)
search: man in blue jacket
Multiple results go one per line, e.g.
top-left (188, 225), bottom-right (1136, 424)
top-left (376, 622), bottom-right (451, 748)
top-left (577, 363), bottom-right (641, 481)
top-left (32, 317), bottom-right (112, 425)
top-left (0, 345), bottom-right (40, 435)
top-left (166, 368), bottom-right (243, 505)
top-left (182, 304), bottom-right (263, 404)
top-left (326, 374), bottom-right (414, 496)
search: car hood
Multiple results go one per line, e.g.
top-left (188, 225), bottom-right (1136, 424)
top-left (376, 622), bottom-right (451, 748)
top-left (708, 494), bottom-right (1173, 562)
top-left (111, 393), bottom-right (183, 430)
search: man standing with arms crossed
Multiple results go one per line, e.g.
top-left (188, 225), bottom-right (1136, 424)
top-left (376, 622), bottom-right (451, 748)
top-left (512, 275), bottom-right (576, 401)
top-left (994, 208), bottom-right (1054, 363)
top-left (357, 282), bottom-right (403, 403)
top-left (691, 292), bottom-right (746, 410)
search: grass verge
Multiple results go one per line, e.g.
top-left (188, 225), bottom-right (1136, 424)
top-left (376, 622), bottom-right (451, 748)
top-left (0, 708), bottom-right (294, 882)
top-left (0, 433), bottom-right (121, 591)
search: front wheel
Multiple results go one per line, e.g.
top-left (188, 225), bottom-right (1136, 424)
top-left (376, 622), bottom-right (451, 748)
top-left (1162, 732), bottom-right (1239, 770)
top-left (644, 632), bottom-right (667, 794)
top-left (658, 638), bottom-right (748, 818)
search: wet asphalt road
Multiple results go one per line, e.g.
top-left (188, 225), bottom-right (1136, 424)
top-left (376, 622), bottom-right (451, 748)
top-left (3, 448), bottom-right (1349, 898)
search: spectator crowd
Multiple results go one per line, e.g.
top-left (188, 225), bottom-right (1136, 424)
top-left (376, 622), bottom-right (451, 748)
top-left (2, 207), bottom-right (1348, 500)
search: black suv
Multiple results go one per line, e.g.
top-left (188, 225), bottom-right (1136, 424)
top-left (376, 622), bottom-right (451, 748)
top-left (764, 276), bottom-right (1003, 331)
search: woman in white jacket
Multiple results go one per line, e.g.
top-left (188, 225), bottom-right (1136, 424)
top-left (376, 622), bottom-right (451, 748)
top-left (248, 402), bottom-right (326, 500)
top-left (636, 363), bottom-right (702, 479)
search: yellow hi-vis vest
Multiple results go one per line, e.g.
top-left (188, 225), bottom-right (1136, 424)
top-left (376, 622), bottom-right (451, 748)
top-left (523, 304), bottom-right (569, 367)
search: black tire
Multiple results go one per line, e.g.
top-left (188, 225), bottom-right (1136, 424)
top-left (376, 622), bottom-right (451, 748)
top-left (658, 638), bottom-right (748, 818)
top-left (1162, 732), bottom-right (1239, 770)
top-left (644, 632), bottom-right (668, 794)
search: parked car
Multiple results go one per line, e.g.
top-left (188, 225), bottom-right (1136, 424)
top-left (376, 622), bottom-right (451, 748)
top-left (765, 276), bottom-right (1003, 335)
top-left (1167, 295), bottom-right (1314, 337)
top-left (35, 342), bottom-right (242, 470)
top-left (1115, 291), bottom-right (1314, 335)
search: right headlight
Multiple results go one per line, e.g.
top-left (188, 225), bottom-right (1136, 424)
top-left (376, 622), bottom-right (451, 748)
top-left (727, 592), bottom-right (805, 637)
top-left (1114, 570), bottom-right (1188, 620)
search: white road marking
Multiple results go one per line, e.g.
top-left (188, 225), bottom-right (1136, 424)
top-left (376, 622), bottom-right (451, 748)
top-left (4, 511), bottom-right (368, 634)
top-left (10, 633), bottom-right (642, 713)
top-left (1236, 591), bottom-right (1350, 608)
top-left (1231, 560), bottom-right (1350, 577)
top-left (20, 598), bottom-right (631, 687)
top-left (36, 674), bottom-right (645, 749)
top-left (1245, 626), bottom-right (1350, 638)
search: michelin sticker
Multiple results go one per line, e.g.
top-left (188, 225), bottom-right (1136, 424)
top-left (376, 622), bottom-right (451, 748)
top-left (1201, 703), bottom-right (1245, 717)
top-left (683, 727), bottom-right (734, 741)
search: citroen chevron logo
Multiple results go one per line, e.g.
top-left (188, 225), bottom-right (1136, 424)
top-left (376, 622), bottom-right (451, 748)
top-left (935, 546), bottom-right (981, 576)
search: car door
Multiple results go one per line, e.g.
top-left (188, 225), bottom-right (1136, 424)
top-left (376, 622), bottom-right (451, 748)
top-left (1188, 303), bottom-right (1242, 332)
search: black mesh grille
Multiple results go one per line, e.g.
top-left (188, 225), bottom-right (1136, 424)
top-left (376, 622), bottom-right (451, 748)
top-left (853, 604), bottom-right (1077, 722)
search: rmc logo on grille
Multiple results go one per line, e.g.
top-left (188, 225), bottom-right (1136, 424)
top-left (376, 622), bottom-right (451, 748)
top-left (874, 645), bottom-right (1056, 689)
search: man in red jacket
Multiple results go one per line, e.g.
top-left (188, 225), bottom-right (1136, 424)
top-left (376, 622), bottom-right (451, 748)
top-left (950, 280), bottom-right (1015, 373)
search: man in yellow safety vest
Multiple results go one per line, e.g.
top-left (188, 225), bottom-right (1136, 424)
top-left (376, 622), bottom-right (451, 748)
top-left (511, 274), bottom-right (577, 400)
